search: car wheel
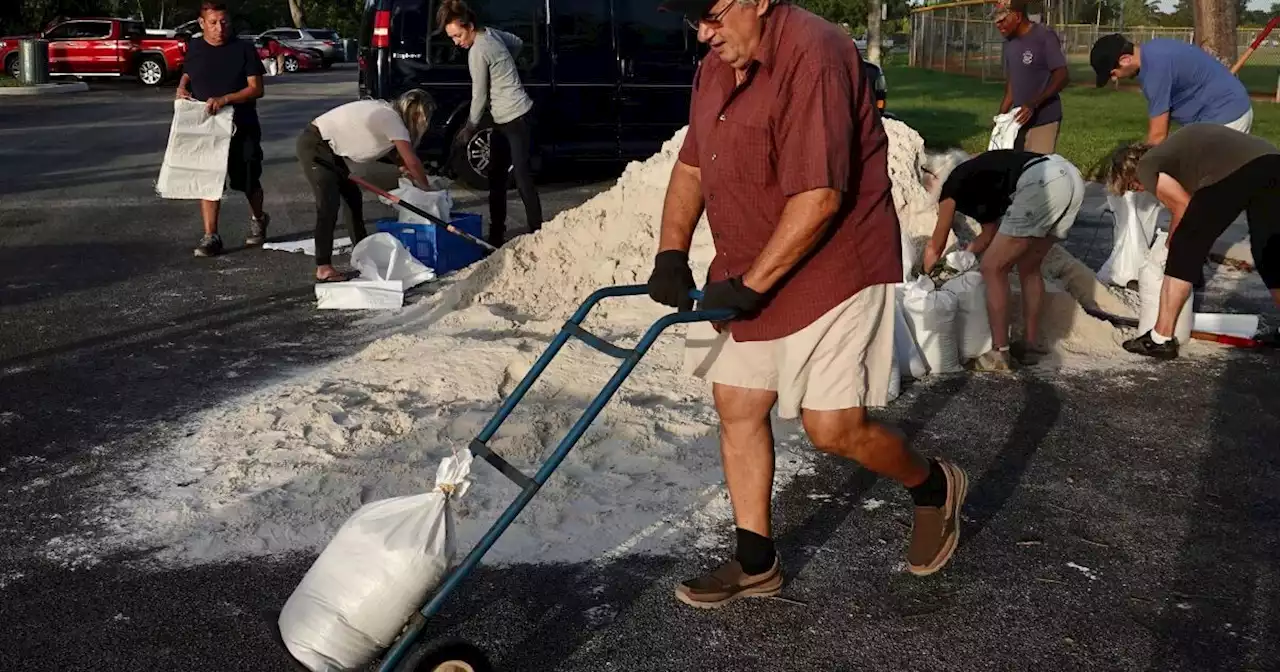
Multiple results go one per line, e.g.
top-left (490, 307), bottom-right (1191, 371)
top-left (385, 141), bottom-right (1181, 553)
top-left (5, 54), bottom-right (19, 80)
top-left (136, 57), bottom-right (166, 86)
top-left (449, 123), bottom-right (520, 192)
top-left (284, 56), bottom-right (300, 72)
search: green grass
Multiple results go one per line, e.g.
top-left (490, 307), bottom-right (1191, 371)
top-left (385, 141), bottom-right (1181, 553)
top-left (882, 65), bottom-right (1280, 177)
top-left (1061, 54), bottom-right (1279, 97)
top-left (0, 76), bottom-right (22, 87)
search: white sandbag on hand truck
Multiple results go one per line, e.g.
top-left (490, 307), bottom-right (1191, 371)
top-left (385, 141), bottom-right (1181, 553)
top-left (155, 98), bottom-right (235, 201)
top-left (278, 450), bottom-right (474, 671)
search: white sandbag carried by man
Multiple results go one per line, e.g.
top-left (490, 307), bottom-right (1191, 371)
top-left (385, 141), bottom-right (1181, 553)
top-left (278, 449), bottom-right (473, 671)
top-left (155, 99), bottom-right (236, 201)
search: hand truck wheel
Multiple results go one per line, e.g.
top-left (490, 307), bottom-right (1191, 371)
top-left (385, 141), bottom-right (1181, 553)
top-left (406, 639), bottom-right (492, 672)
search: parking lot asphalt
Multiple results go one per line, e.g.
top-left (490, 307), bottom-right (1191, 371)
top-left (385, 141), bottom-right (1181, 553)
top-left (3, 67), bottom-right (1280, 672)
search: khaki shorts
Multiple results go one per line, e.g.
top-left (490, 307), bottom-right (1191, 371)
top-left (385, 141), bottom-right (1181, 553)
top-left (683, 284), bottom-right (895, 420)
top-left (998, 153), bottom-right (1085, 241)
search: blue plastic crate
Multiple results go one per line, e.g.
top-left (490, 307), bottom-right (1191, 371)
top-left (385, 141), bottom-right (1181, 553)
top-left (375, 212), bottom-right (485, 275)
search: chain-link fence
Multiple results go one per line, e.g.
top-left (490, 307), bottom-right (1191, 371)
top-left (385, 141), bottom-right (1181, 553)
top-left (910, 0), bottom-right (1280, 98)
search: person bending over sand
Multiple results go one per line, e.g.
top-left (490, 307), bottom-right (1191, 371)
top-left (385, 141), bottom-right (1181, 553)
top-left (923, 149), bottom-right (1085, 370)
top-left (1105, 124), bottom-right (1280, 359)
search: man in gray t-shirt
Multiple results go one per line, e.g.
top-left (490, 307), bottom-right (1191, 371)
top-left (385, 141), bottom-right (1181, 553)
top-left (995, 0), bottom-right (1069, 153)
top-left (1105, 124), bottom-right (1280, 359)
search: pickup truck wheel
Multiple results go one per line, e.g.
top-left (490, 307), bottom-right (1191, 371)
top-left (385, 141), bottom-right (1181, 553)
top-left (136, 57), bottom-right (166, 86)
top-left (5, 54), bottom-right (19, 79)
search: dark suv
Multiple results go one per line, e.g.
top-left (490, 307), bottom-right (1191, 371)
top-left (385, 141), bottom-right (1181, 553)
top-left (358, 0), bottom-right (888, 189)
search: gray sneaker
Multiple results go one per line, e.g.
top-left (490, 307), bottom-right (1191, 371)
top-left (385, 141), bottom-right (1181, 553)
top-left (246, 213), bottom-right (270, 246)
top-left (194, 233), bottom-right (223, 258)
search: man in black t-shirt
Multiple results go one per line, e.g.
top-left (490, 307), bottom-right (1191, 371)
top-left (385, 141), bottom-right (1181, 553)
top-left (176, 1), bottom-right (268, 257)
top-left (923, 149), bottom-right (1086, 370)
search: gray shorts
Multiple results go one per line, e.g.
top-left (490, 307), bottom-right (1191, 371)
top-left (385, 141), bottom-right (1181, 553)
top-left (999, 154), bottom-right (1085, 241)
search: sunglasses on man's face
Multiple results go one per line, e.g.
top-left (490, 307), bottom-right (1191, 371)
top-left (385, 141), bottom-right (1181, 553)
top-left (684, 2), bottom-right (734, 31)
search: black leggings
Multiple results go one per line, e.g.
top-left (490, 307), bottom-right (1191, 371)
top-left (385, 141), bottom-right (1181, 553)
top-left (488, 112), bottom-right (543, 246)
top-left (296, 124), bottom-right (367, 267)
top-left (1168, 154), bottom-right (1280, 289)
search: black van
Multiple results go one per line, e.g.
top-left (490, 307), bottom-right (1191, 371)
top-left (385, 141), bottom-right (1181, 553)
top-left (358, 0), bottom-right (888, 189)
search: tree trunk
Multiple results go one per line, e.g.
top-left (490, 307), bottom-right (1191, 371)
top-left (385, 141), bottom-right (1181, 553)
top-left (866, 0), bottom-right (882, 64)
top-left (287, 0), bottom-right (306, 28)
top-left (1193, 0), bottom-right (1238, 65)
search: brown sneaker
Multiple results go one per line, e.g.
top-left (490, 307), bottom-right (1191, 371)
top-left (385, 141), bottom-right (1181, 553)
top-left (967, 349), bottom-right (1015, 372)
top-left (674, 558), bottom-right (783, 609)
top-left (907, 460), bottom-right (969, 576)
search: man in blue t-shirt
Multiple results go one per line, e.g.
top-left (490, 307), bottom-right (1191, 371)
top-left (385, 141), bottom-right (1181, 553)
top-left (994, 0), bottom-right (1069, 153)
top-left (1089, 33), bottom-right (1252, 145)
top-left (175, 1), bottom-right (268, 258)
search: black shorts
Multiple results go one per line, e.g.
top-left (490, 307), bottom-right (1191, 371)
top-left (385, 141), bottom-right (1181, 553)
top-left (1168, 154), bottom-right (1280, 289)
top-left (227, 123), bottom-right (263, 194)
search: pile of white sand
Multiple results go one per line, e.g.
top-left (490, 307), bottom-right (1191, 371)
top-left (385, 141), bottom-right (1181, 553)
top-left (49, 120), bottom-right (1138, 570)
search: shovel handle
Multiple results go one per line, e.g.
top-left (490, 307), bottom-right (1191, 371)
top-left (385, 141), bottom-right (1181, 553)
top-left (345, 172), bottom-right (498, 253)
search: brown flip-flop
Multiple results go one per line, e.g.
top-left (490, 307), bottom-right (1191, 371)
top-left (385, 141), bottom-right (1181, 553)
top-left (316, 269), bottom-right (360, 283)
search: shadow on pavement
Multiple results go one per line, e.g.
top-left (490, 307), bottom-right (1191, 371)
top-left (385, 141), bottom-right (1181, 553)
top-left (963, 373), bottom-right (1062, 541)
top-left (1146, 349), bottom-right (1280, 671)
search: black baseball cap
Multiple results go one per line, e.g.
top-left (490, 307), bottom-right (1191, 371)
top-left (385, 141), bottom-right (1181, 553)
top-left (1090, 33), bottom-right (1133, 87)
top-left (658, 0), bottom-right (716, 19)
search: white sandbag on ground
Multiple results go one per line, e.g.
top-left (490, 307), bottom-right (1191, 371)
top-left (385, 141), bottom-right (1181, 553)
top-left (155, 99), bottom-right (235, 200)
top-left (901, 276), bottom-right (962, 374)
top-left (316, 233), bottom-right (436, 310)
top-left (893, 285), bottom-right (929, 378)
top-left (278, 450), bottom-right (473, 671)
top-left (1098, 191), bottom-right (1162, 287)
top-left (943, 270), bottom-right (993, 360)
top-left (1138, 231), bottom-right (1193, 343)
top-left (988, 109), bottom-right (1024, 150)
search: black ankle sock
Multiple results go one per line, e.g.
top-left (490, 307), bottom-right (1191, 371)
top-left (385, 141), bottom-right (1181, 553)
top-left (908, 459), bottom-right (948, 508)
top-left (734, 528), bottom-right (776, 574)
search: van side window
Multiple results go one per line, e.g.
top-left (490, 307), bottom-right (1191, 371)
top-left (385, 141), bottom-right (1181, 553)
top-left (552, 0), bottom-right (611, 52)
top-left (615, 0), bottom-right (689, 59)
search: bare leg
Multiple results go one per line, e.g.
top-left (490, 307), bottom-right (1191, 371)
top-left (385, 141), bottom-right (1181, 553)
top-left (1153, 275), bottom-right (1194, 338)
top-left (801, 407), bottom-right (928, 486)
top-left (1015, 238), bottom-right (1055, 346)
top-left (712, 383), bottom-right (778, 538)
top-left (201, 200), bottom-right (220, 235)
top-left (980, 233), bottom-right (1033, 349)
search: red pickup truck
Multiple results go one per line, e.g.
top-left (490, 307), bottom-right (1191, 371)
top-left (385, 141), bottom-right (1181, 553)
top-left (1, 17), bottom-right (185, 86)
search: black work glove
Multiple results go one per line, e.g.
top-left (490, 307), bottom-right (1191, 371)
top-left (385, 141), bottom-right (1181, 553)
top-left (698, 276), bottom-right (766, 316)
top-left (647, 250), bottom-right (696, 312)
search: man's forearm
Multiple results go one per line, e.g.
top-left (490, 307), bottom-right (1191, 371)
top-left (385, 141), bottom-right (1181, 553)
top-left (742, 188), bottom-right (841, 293)
top-left (178, 73), bottom-right (191, 90)
top-left (999, 88), bottom-right (1014, 114)
top-left (222, 82), bottom-right (263, 104)
top-left (658, 161), bottom-right (705, 253)
top-left (929, 198), bottom-right (957, 254)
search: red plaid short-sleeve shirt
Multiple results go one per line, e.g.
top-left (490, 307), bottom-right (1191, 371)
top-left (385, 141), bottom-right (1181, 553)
top-left (678, 3), bottom-right (902, 342)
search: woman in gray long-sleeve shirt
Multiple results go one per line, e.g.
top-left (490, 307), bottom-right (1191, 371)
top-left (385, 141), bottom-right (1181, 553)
top-left (438, 0), bottom-right (543, 248)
